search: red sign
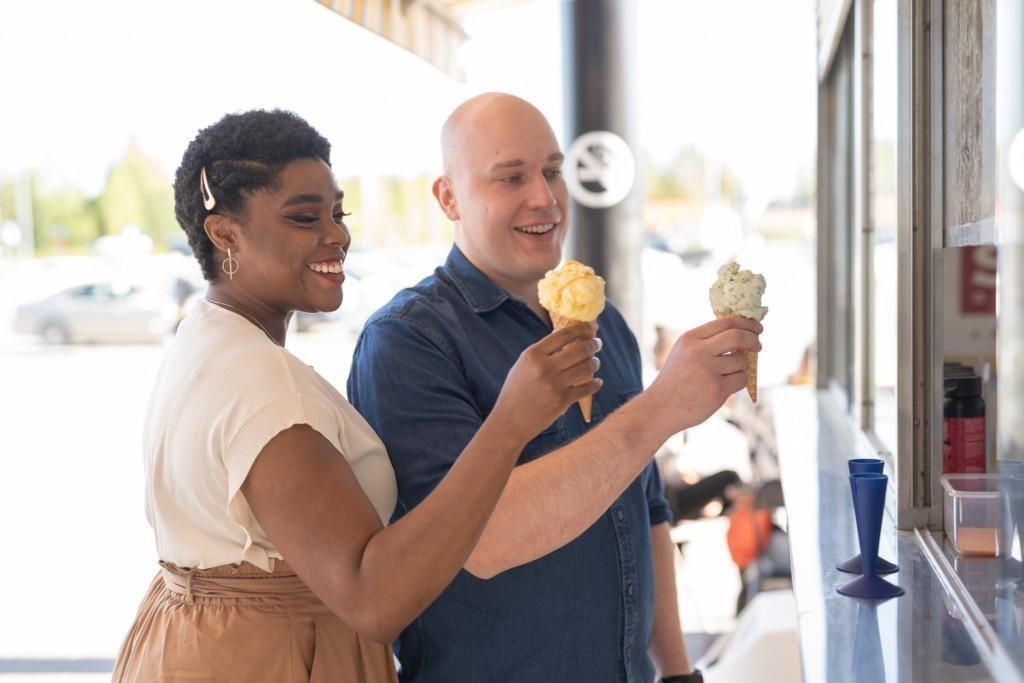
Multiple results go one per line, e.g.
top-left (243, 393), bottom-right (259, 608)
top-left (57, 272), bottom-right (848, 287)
top-left (961, 246), bottom-right (997, 314)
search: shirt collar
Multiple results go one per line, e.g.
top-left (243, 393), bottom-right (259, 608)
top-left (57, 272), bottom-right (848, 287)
top-left (442, 245), bottom-right (510, 314)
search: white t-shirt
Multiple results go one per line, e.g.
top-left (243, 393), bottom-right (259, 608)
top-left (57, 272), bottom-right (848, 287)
top-left (143, 299), bottom-right (397, 571)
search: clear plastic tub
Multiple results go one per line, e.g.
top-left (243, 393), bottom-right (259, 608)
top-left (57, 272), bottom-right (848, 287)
top-left (941, 474), bottom-right (1001, 556)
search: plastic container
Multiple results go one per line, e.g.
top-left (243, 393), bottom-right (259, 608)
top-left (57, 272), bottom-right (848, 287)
top-left (941, 474), bottom-right (1001, 555)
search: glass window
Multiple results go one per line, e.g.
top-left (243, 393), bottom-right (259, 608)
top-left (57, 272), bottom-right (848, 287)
top-left (822, 20), bottom-right (856, 404)
top-left (871, 0), bottom-right (898, 455)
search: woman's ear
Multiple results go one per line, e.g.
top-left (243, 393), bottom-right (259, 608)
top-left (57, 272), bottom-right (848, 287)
top-left (432, 175), bottom-right (460, 221)
top-left (203, 214), bottom-right (239, 257)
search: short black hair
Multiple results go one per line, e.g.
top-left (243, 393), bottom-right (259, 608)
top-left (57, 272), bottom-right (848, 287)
top-left (174, 109), bottom-right (332, 281)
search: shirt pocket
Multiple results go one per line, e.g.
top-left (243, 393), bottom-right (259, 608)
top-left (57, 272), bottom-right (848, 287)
top-left (519, 417), bottom-right (567, 464)
top-left (588, 387), bottom-right (641, 425)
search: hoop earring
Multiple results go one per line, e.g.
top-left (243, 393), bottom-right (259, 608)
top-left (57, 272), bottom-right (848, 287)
top-left (222, 248), bottom-right (239, 280)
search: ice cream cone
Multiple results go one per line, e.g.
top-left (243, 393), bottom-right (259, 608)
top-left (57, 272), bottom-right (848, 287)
top-left (550, 311), bottom-right (593, 422)
top-left (716, 310), bottom-right (758, 403)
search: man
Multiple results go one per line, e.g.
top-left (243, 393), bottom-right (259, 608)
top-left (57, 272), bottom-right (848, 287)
top-left (348, 93), bottom-right (760, 682)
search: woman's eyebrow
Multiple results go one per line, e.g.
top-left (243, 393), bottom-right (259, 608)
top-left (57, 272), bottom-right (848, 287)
top-left (282, 190), bottom-right (345, 207)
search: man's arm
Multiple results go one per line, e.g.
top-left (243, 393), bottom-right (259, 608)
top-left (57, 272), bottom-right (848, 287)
top-left (463, 389), bottom-right (671, 577)
top-left (648, 521), bottom-right (692, 677)
top-left (463, 316), bottom-right (760, 578)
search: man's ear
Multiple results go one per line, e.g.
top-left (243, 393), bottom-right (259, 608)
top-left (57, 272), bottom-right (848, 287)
top-left (203, 214), bottom-right (239, 257)
top-left (433, 176), bottom-right (460, 222)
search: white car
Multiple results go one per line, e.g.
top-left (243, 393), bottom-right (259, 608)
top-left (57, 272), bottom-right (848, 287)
top-left (13, 280), bottom-right (182, 344)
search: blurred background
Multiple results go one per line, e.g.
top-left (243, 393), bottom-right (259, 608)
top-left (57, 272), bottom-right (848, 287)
top-left (0, 0), bottom-right (816, 679)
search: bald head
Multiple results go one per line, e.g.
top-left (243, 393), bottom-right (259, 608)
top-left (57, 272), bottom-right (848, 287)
top-left (440, 93), bottom-right (558, 177)
top-left (431, 93), bottom-right (568, 302)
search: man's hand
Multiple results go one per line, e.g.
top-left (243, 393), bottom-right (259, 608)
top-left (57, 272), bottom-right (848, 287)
top-left (646, 316), bottom-right (762, 434)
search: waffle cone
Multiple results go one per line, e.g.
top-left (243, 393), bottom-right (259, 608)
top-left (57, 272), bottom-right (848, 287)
top-left (550, 312), bottom-right (593, 422)
top-left (715, 310), bottom-right (759, 403)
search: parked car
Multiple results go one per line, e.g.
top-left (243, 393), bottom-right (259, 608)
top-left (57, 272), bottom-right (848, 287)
top-left (13, 280), bottom-right (181, 344)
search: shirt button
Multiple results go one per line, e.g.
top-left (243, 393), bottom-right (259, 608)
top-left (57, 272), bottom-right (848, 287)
top-left (616, 509), bottom-right (624, 521)
top-left (628, 583), bottom-right (636, 596)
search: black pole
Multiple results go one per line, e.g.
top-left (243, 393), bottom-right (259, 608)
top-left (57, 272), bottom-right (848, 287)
top-left (562, 0), bottom-right (643, 331)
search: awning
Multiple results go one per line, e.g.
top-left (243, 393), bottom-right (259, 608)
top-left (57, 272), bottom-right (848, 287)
top-left (314, 0), bottom-right (476, 79)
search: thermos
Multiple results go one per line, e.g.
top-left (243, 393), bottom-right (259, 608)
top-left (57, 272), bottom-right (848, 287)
top-left (943, 369), bottom-right (986, 474)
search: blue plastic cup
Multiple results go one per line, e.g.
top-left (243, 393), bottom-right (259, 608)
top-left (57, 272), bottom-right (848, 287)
top-left (838, 473), bottom-right (904, 599)
top-left (838, 460), bottom-right (898, 575)
top-left (848, 458), bottom-right (884, 475)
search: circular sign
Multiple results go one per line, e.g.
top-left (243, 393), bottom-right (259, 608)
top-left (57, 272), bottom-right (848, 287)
top-left (0, 221), bottom-right (21, 248)
top-left (564, 131), bottom-right (636, 209)
top-left (1010, 127), bottom-right (1024, 193)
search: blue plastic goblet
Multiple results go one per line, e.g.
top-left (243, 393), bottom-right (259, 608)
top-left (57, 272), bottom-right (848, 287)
top-left (848, 458), bottom-right (884, 474)
top-left (838, 459), bottom-right (898, 575)
top-left (838, 473), bottom-right (905, 599)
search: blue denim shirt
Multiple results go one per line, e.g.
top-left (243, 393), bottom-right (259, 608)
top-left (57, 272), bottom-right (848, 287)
top-left (348, 245), bottom-right (671, 683)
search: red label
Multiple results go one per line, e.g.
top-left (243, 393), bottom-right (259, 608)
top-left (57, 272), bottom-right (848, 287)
top-left (943, 417), bottom-right (986, 473)
top-left (961, 246), bottom-right (997, 314)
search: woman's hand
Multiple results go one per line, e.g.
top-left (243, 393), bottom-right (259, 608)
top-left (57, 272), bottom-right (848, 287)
top-left (491, 322), bottom-right (603, 443)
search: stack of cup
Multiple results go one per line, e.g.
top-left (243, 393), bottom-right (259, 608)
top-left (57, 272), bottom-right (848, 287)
top-left (837, 458), bottom-right (904, 599)
top-left (837, 459), bottom-right (898, 575)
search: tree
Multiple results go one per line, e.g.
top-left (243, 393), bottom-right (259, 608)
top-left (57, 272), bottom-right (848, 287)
top-left (645, 146), bottom-right (743, 203)
top-left (95, 138), bottom-right (177, 245)
top-left (30, 179), bottom-right (101, 251)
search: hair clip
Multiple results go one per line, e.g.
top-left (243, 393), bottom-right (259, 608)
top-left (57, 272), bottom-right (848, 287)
top-left (200, 167), bottom-right (217, 211)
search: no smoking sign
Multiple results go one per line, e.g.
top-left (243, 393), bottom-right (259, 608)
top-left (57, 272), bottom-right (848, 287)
top-left (565, 131), bottom-right (636, 209)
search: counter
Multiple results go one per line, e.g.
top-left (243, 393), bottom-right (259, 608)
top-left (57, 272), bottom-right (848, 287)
top-left (773, 386), bottom-right (1013, 682)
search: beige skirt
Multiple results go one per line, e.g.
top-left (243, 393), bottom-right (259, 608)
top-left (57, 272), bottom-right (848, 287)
top-left (113, 560), bottom-right (397, 683)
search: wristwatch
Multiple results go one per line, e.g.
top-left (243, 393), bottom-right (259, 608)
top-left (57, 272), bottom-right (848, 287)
top-left (660, 670), bottom-right (703, 683)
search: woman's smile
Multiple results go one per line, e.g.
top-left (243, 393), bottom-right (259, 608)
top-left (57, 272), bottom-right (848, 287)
top-left (308, 258), bottom-right (345, 284)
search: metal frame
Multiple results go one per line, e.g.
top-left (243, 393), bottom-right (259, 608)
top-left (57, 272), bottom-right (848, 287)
top-left (818, 0), bottom-right (856, 81)
top-left (817, 80), bottom-right (832, 393)
top-left (855, 0), bottom-right (873, 435)
top-left (817, 29), bottom-right (850, 397)
top-left (895, 0), bottom-right (944, 530)
top-left (823, 19), bottom-right (857, 406)
top-left (916, 528), bottom-right (1024, 683)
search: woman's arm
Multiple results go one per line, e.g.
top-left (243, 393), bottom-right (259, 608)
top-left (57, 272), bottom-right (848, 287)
top-left (242, 323), bottom-right (600, 644)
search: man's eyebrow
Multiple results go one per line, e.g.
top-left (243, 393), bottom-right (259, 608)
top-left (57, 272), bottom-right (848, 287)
top-left (488, 159), bottom-right (524, 172)
top-left (488, 153), bottom-right (563, 172)
top-left (282, 190), bottom-right (345, 207)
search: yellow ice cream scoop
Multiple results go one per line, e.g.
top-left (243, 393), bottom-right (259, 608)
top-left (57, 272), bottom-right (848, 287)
top-left (538, 260), bottom-right (606, 322)
top-left (538, 260), bottom-right (606, 422)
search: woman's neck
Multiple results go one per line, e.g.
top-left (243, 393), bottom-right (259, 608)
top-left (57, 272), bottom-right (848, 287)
top-left (205, 285), bottom-right (289, 346)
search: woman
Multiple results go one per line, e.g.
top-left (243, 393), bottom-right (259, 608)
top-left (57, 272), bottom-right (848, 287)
top-left (113, 110), bottom-right (601, 682)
